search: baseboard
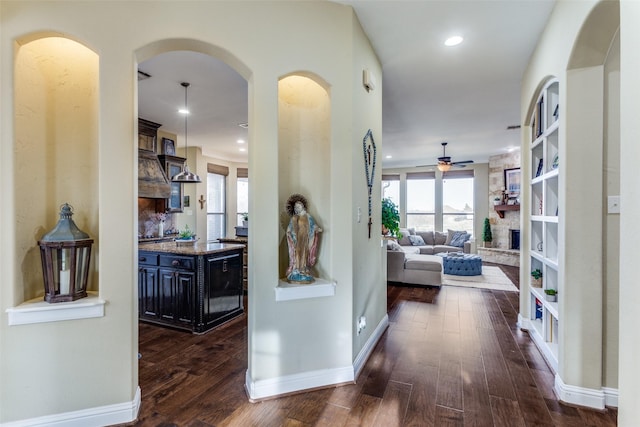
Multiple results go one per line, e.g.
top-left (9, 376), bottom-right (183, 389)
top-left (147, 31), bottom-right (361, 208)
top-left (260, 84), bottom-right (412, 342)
top-left (245, 365), bottom-right (354, 401)
top-left (554, 374), bottom-right (605, 410)
top-left (517, 313), bottom-right (528, 330)
top-left (1, 386), bottom-right (141, 427)
top-left (245, 314), bottom-right (389, 401)
top-left (603, 387), bottom-right (619, 408)
top-left (353, 314), bottom-right (389, 379)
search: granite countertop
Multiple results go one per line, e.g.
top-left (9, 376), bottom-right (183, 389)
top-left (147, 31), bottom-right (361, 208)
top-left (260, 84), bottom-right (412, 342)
top-left (138, 241), bottom-right (245, 255)
top-left (217, 237), bottom-right (248, 244)
top-left (138, 235), bottom-right (178, 243)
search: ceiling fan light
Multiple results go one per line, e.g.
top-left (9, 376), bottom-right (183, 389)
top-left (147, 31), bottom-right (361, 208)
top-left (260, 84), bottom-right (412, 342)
top-left (437, 163), bottom-right (452, 172)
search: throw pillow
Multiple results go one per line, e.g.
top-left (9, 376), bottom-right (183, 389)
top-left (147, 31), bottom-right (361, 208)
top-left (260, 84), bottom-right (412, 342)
top-left (408, 235), bottom-right (426, 246)
top-left (434, 231), bottom-right (447, 245)
top-left (450, 231), bottom-right (469, 248)
top-left (398, 230), bottom-right (412, 246)
top-left (387, 240), bottom-right (403, 251)
top-left (419, 231), bottom-right (435, 245)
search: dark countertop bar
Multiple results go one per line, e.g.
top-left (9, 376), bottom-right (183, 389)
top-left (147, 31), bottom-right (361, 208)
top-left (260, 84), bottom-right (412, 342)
top-left (139, 241), bottom-right (245, 255)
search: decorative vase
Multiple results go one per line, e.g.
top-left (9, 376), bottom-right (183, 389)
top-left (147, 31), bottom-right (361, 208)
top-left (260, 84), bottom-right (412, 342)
top-left (158, 221), bottom-right (164, 237)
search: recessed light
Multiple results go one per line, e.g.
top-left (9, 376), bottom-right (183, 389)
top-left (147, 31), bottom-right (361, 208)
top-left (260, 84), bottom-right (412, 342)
top-left (237, 139), bottom-right (245, 144)
top-left (178, 108), bottom-right (189, 115)
top-left (444, 36), bottom-right (463, 47)
top-left (239, 148), bottom-right (246, 152)
top-left (386, 155), bottom-right (392, 159)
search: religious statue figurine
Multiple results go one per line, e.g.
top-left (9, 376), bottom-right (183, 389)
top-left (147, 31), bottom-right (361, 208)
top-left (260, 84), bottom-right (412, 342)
top-left (285, 194), bottom-right (322, 284)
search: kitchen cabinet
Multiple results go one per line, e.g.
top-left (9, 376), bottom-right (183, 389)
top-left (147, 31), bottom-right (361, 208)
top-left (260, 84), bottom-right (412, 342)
top-left (218, 237), bottom-right (248, 292)
top-left (138, 242), bottom-right (244, 333)
top-left (138, 118), bottom-right (160, 152)
top-left (158, 154), bottom-right (186, 213)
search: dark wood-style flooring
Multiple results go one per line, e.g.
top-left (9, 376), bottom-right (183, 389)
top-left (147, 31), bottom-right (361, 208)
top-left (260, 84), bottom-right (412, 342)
top-left (134, 264), bottom-right (617, 426)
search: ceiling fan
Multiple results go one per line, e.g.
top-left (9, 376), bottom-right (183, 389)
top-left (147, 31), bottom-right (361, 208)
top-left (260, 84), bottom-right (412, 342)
top-left (417, 142), bottom-right (474, 171)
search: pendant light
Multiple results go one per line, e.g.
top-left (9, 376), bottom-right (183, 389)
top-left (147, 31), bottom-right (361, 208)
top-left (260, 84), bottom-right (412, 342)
top-left (172, 82), bottom-right (201, 183)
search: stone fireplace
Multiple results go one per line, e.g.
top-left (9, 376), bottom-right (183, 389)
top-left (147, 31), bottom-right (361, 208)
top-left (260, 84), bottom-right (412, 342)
top-left (477, 152), bottom-right (521, 267)
top-left (510, 229), bottom-right (520, 250)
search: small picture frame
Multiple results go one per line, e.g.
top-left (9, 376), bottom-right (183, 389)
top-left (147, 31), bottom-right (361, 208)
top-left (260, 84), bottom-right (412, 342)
top-left (162, 137), bottom-right (176, 155)
top-left (183, 195), bottom-right (190, 207)
top-left (504, 167), bottom-right (521, 197)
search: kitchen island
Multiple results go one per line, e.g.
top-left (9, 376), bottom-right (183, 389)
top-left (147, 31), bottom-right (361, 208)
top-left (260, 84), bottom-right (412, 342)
top-left (138, 241), bottom-right (245, 334)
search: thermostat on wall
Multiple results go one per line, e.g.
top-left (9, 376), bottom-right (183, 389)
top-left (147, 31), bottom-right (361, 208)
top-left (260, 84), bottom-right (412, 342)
top-left (363, 69), bottom-right (376, 92)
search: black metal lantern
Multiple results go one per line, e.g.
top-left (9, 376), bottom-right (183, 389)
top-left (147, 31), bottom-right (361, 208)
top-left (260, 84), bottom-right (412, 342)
top-left (38, 203), bottom-right (94, 303)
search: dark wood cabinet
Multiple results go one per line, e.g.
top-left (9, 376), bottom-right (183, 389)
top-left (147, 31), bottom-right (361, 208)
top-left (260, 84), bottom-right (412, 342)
top-left (217, 238), bottom-right (248, 291)
top-left (138, 118), bottom-right (160, 152)
top-left (138, 246), bottom-right (243, 334)
top-left (158, 154), bottom-right (186, 213)
top-left (138, 262), bottom-right (160, 319)
top-left (201, 251), bottom-right (243, 330)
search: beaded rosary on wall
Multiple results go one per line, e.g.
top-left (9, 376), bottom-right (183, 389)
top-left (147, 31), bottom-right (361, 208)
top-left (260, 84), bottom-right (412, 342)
top-left (362, 129), bottom-right (377, 238)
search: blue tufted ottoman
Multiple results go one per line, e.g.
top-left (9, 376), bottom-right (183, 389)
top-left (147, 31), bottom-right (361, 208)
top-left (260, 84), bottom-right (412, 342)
top-left (436, 253), bottom-right (482, 276)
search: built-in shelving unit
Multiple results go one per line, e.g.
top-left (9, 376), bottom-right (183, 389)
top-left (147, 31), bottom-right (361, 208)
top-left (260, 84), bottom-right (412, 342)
top-left (526, 78), bottom-right (560, 371)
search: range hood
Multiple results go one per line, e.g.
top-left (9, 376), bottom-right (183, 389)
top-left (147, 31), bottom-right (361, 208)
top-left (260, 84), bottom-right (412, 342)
top-left (138, 149), bottom-right (171, 199)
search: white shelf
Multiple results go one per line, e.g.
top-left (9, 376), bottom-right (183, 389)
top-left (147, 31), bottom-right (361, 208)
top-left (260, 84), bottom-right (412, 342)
top-left (546, 118), bottom-right (559, 135)
top-left (275, 278), bottom-right (336, 302)
top-left (6, 292), bottom-right (106, 325)
top-left (531, 287), bottom-right (559, 318)
top-left (526, 78), bottom-right (561, 376)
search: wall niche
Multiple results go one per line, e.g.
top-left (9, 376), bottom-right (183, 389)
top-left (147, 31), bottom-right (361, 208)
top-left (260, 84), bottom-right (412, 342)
top-left (14, 36), bottom-right (99, 302)
top-left (277, 74), bottom-right (331, 281)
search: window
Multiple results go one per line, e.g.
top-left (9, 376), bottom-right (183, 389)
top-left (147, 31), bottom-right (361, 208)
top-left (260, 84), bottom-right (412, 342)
top-left (406, 172), bottom-right (435, 231)
top-left (442, 172), bottom-right (474, 234)
top-left (382, 174), bottom-right (400, 208)
top-left (236, 173), bottom-right (248, 226)
top-left (207, 163), bottom-right (229, 241)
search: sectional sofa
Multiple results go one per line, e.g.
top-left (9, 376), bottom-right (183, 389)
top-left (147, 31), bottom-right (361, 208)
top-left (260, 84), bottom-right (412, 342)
top-left (386, 229), bottom-right (472, 287)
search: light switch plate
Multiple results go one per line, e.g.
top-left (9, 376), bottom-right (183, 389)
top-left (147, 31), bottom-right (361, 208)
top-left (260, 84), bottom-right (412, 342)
top-left (607, 195), bottom-right (620, 214)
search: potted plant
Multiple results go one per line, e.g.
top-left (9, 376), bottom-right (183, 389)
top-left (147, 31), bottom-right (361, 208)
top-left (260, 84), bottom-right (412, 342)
top-left (381, 198), bottom-right (402, 239)
top-left (544, 288), bottom-right (557, 302)
top-left (241, 212), bottom-right (248, 227)
top-left (493, 196), bottom-right (502, 206)
top-left (531, 269), bottom-right (543, 287)
top-left (177, 224), bottom-right (195, 241)
top-left (481, 217), bottom-right (492, 248)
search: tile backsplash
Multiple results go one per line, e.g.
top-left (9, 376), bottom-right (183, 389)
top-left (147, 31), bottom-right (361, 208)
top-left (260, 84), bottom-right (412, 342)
top-left (138, 199), bottom-right (176, 238)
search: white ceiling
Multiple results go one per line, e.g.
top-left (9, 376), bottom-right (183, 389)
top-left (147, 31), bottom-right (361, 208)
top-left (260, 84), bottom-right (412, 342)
top-left (138, 0), bottom-right (556, 168)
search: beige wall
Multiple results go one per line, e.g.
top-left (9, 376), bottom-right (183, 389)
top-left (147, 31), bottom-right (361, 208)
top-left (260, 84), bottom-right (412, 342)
top-left (619, 1), bottom-right (640, 424)
top-left (603, 28), bottom-right (620, 392)
top-left (520, 0), bottom-right (620, 407)
top-left (0, 1), bottom-right (383, 423)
